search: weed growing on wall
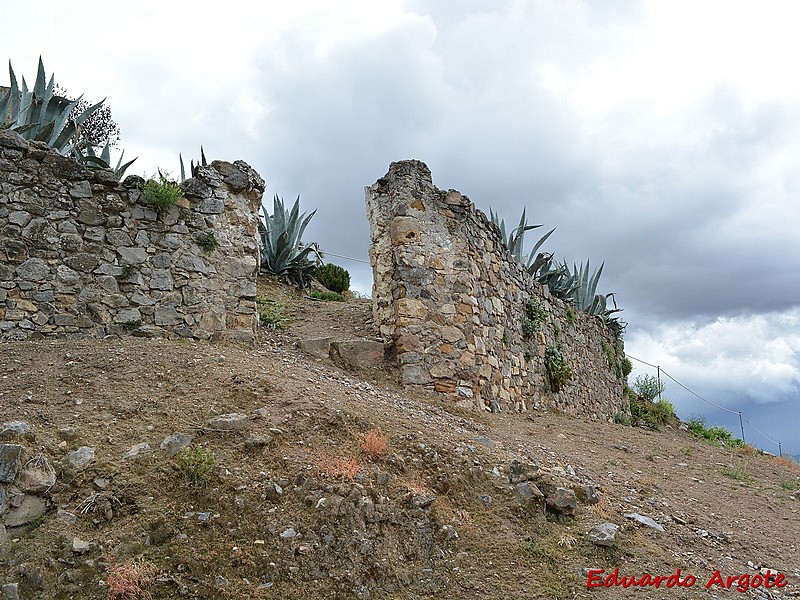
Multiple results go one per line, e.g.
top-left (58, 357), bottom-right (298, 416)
top-left (195, 231), bottom-right (218, 253)
top-left (545, 345), bottom-right (573, 392)
top-left (523, 299), bottom-right (547, 337)
top-left (141, 171), bottom-right (183, 211)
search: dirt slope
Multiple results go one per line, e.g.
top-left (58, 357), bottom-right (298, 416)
top-left (0, 277), bottom-right (798, 599)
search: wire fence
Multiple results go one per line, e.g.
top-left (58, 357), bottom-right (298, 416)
top-left (627, 354), bottom-right (786, 457)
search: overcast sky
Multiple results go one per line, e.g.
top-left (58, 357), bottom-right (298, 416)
top-left (3, 1), bottom-right (798, 455)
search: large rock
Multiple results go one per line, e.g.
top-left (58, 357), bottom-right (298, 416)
top-left (545, 487), bottom-right (577, 516)
top-left (18, 457), bottom-right (56, 492)
top-left (0, 444), bottom-right (24, 483)
top-left (329, 340), bottom-right (385, 369)
top-left (588, 522), bottom-right (620, 547)
top-left (65, 446), bottom-right (95, 468)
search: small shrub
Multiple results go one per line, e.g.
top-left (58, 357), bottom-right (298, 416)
top-left (141, 171), bottom-right (183, 211)
top-left (362, 429), bottom-right (389, 458)
top-left (502, 329), bottom-right (510, 346)
top-left (106, 556), bottom-right (158, 600)
top-left (552, 322), bottom-right (561, 340)
top-left (633, 374), bottom-right (666, 402)
top-left (256, 297), bottom-right (289, 329)
top-left (195, 231), bottom-right (218, 253)
top-left (613, 411), bottom-right (629, 425)
top-left (175, 445), bottom-right (215, 485)
top-left (642, 399), bottom-right (675, 428)
top-left (121, 320), bottom-right (141, 331)
top-left (310, 290), bottom-right (344, 302)
top-left (314, 263), bottom-right (350, 293)
top-left (565, 305), bottom-right (577, 326)
top-left (545, 345), bottom-right (572, 392)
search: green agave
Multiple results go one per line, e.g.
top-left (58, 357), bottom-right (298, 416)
top-left (258, 195), bottom-right (321, 288)
top-left (0, 57), bottom-right (103, 155)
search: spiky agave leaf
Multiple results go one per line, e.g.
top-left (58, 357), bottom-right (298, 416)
top-left (489, 207), bottom-right (542, 261)
top-left (259, 195), bottom-right (320, 288)
top-left (2, 57), bottom-right (104, 155)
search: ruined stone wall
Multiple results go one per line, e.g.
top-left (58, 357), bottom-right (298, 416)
top-left (366, 160), bottom-right (628, 421)
top-left (0, 129), bottom-right (264, 343)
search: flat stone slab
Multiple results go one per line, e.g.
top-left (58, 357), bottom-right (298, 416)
top-left (625, 512), bottom-right (665, 532)
top-left (207, 413), bottom-right (250, 431)
top-left (297, 337), bottom-right (333, 359)
top-left (329, 340), bottom-right (385, 369)
top-left (4, 494), bottom-right (47, 527)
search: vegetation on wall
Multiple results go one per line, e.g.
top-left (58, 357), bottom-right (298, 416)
top-left (544, 345), bottom-right (573, 392)
top-left (141, 172), bottom-right (183, 211)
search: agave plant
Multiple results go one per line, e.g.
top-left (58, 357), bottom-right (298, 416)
top-left (77, 139), bottom-right (137, 179)
top-left (179, 146), bottom-right (207, 182)
top-left (0, 57), bottom-right (103, 155)
top-left (259, 195), bottom-right (322, 288)
top-left (489, 207), bottom-right (557, 273)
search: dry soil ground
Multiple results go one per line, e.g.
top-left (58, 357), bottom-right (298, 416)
top-left (0, 277), bottom-right (798, 599)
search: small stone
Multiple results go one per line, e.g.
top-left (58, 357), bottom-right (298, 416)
top-left (197, 512), bottom-right (211, 522)
top-left (244, 434), bottom-right (274, 448)
top-left (475, 436), bottom-right (496, 449)
top-left (214, 576), bottom-right (230, 588)
top-left (94, 478), bottom-right (110, 490)
top-left (122, 443), bottom-right (151, 460)
top-left (56, 508), bottom-right (77, 524)
top-left (516, 482), bottom-right (544, 509)
top-left (0, 422), bottom-right (29, 441)
top-left (1, 583), bottom-right (19, 600)
top-left (477, 494), bottom-right (493, 506)
top-left (206, 413), bottom-right (250, 431)
top-left (280, 528), bottom-right (297, 539)
top-left (588, 522), bottom-right (620, 547)
top-left (160, 433), bottom-right (194, 457)
top-left (66, 446), bottom-right (95, 468)
top-left (72, 537), bottom-right (91, 554)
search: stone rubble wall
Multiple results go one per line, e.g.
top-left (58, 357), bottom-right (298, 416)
top-left (0, 129), bottom-right (264, 343)
top-left (366, 160), bottom-right (628, 421)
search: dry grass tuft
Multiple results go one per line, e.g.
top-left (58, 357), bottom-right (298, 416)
top-left (106, 556), bottom-right (158, 600)
top-left (772, 454), bottom-right (800, 472)
top-left (316, 452), bottom-right (363, 480)
top-left (361, 429), bottom-right (389, 458)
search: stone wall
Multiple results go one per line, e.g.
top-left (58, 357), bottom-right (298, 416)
top-left (366, 160), bottom-right (628, 421)
top-left (0, 129), bottom-right (264, 343)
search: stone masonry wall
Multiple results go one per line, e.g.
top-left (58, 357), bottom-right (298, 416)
top-left (366, 160), bottom-right (628, 421)
top-left (0, 129), bottom-right (264, 343)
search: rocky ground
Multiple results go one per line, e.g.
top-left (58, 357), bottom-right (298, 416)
top-left (1, 277), bottom-right (799, 599)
